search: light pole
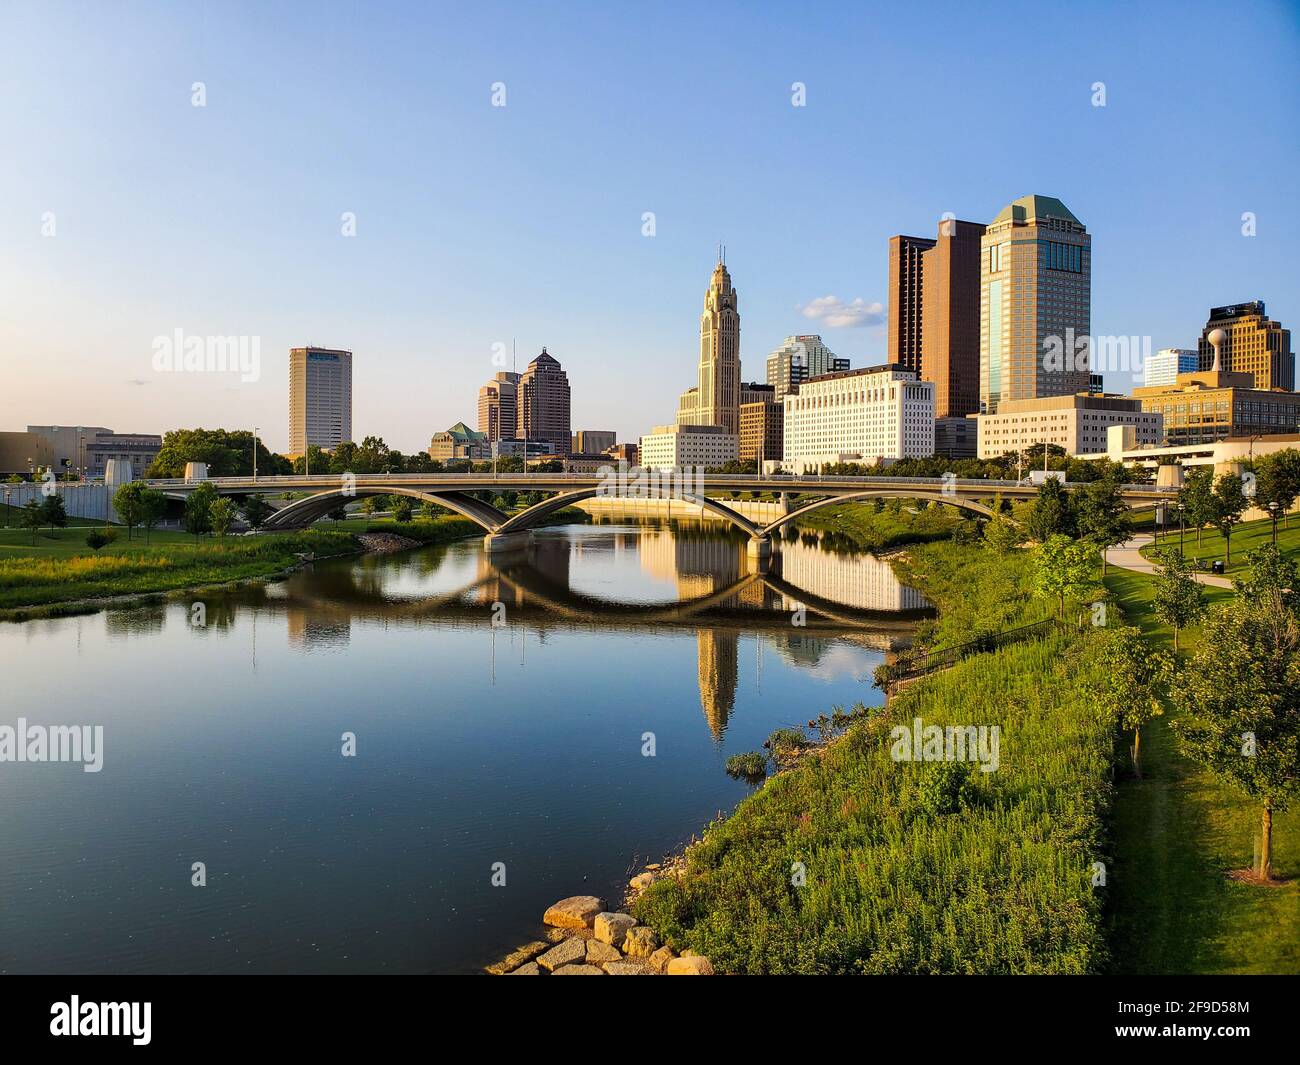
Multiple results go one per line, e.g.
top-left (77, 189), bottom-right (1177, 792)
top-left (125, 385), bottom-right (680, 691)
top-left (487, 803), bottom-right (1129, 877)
top-left (1268, 501), bottom-right (1279, 545)
top-left (253, 427), bottom-right (259, 482)
top-left (1177, 502), bottom-right (1185, 557)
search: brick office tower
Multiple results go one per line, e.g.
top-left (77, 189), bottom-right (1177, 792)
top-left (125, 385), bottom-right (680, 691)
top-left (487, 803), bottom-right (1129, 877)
top-left (1197, 302), bottom-right (1293, 391)
top-left (921, 219), bottom-right (986, 417)
top-left (516, 348), bottom-right (572, 457)
top-left (888, 234), bottom-right (936, 376)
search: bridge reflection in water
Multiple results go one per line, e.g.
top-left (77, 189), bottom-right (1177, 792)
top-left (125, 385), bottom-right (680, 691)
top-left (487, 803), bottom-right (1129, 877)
top-left (240, 522), bottom-right (930, 739)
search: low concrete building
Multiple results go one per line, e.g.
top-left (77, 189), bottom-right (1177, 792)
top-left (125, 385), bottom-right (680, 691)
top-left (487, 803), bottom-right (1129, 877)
top-left (571, 430), bottom-right (616, 455)
top-left (428, 422), bottom-right (490, 461)
top-left (0, 431), bottom-right (56, 477)
top-left (976, 393), bottom-right (1162, 459)
top-left (639, 424), bottom-right (738, 470)
top-left (1133, 369), bottom-right (1300, 446)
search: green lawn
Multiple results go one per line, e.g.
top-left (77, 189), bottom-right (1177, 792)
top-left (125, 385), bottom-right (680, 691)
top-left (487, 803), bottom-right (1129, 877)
top-left (1140, 514), bottom-right (1300, 576)
top-left (1104, 565), bottom-right (1300, 974)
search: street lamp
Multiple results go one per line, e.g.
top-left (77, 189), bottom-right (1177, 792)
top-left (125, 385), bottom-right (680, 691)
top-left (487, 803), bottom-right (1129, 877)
top-left (1267, 501), bottom-right (1279, 545)
top-left (1177, 501), bottom-right (1186, 557)
top-left (253, 427), bottom-right (259, 482)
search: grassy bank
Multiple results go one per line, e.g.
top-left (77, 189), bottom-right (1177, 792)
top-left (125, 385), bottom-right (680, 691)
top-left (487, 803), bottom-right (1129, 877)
top-left (787, 499), bottom-right (961, 552)
top-left (1104, 564), bottom-right (1300, 974)
top-left (1138, 514), bottom-right (1300, 577)
top-left (633, 542), bottom-right (1115, 974)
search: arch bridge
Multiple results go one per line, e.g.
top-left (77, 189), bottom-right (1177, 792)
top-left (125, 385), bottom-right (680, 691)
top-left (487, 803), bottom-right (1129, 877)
top-left (144, 472), bottom-right (1174, 557)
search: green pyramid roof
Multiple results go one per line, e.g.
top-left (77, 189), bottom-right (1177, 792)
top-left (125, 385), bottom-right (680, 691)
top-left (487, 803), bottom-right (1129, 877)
top-left (991, 195), bottom-right (1080, 227)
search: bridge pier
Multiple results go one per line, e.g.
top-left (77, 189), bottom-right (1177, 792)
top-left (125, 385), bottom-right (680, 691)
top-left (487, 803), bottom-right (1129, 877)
top-left (746, 536), bottom-right (772, 561)
top-left (483, 530), bottom-right (534, 555)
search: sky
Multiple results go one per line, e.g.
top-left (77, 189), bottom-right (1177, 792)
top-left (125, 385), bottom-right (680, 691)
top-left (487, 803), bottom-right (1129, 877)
top-left (1, 0), bottom-right (1298, 454)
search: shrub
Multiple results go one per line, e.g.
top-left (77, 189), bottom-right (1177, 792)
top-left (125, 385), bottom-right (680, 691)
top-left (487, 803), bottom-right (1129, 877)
top-left (84, 529), bottom-right (118, 552)
top-left (724, 752), bottom-right (768, 781)
top-left (917, 759), bottom-right (975, 816)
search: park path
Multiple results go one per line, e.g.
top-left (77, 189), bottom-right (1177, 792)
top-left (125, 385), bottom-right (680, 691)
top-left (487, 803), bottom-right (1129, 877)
top-left (1105, 534), bottom-right (1233, 589)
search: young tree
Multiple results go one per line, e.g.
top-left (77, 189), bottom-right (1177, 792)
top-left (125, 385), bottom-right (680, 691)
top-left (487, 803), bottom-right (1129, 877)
top-left (983, 514), bottom-right (1023, 556)
top-left (1093, 626), bottom-right (1172, 777)
top-left (419, 500), bottom-right (441, 523)
top-left (359, 496), bottom-right (380, 518)
top-left (1177, 466), bottom-right (1215, 546)
top-left (1209, 472), bottom-right (1249, 565)
top-left (1151, 548), bottom-right (1206, 653)
top-left (113, 481), bottom-right (144, 540)
top-left (1233, 544), bottom-right (1300, 617)
top-left (209, 497), bottom-right (236, 544)
top-left (19, 499), bottom-right (43, 544)
top-left (1173, 597), bottom-right (1300, 881)
top-left (1076, 473), bottom-right (1129, 575)
top-left (85, 528), bottom-right (118, 551)
top-left (1025, 478), bottom-right (1076, 542)
top-left (183, 482), bottom-right (217, 542)
top-left (1034, 534), bottom-right (1097, 619)
top-left (392, 497), bottom-right (414, 523)
top-left (139, 488), bottom-right (166, 544)
top-left (327, 504), bottom-right (349, 522)
top-left (39, 493), bottom-right (68, 534)
top-left (1252, 449), bottom-right (1300, 530)
top-left (241, 494), bottom-right (273, 530)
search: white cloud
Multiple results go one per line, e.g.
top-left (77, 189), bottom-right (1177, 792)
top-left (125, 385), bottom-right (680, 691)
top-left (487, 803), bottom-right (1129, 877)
top-left (797, 296), bottom-right (884, 329)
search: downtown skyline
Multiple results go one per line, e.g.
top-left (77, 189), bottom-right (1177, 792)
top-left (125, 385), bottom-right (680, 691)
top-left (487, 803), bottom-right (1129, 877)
top-left (1, 0), bottom-right (1298, 455)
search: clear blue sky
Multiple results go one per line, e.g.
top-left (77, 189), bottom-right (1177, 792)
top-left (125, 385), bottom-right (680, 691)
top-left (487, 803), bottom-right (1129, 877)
top-left (2, 0), bottom-right (1297, 453)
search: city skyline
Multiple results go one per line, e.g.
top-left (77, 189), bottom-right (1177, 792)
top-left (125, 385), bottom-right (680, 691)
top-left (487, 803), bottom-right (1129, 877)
top-left (2, 1), bottom-right (1297, 454)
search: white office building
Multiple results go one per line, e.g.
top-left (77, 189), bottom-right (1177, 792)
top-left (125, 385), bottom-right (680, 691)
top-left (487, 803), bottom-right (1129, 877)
top-left (1143, 348), bottom-right (1199, 388)
top-left (638, 424), bottom-right (738, 470)
top-left (782, 364), bottom-right (935, 472)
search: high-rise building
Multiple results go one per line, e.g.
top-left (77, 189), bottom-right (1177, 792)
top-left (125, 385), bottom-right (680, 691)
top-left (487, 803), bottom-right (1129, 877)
top-left (289, 347), bottom-right (353, 455)
top-left (739, 399), bottom-right (784, 464)
top-left (1143, 349), bottom-right (1199, 388)
top-left (919, 219), bottom-right (986, 417)
top-left (782, 364), bottom-right (935, 472)
top-left (1196, 302), bottom-right (1293, 391)
top-left (979, 196), bottom-right (1091, 414)
top-left (571, 430), bottom-right (616, 455)
top-left (478, 371), bottom-right (520, 442)
top-left (516, 347), bottom-right (571, 456)
top-left (677, 256), bottom-right (741, 433)
top-left (888, 234), bottom-right (936, 374)
top-left (764, 335), bottom-right (848, 399)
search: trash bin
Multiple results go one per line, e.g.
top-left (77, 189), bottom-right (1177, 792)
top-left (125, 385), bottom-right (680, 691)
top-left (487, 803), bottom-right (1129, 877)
top-left (1211, 560), bottom-right (1225, 575)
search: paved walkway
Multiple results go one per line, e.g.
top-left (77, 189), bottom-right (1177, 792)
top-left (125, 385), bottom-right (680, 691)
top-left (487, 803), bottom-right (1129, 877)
top-left (1105, 534), bottom-right (1233, 588)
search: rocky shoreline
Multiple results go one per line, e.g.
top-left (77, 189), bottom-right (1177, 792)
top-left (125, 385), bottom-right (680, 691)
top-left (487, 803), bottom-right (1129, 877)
top-left (487, 862), bottom-right (713, 976)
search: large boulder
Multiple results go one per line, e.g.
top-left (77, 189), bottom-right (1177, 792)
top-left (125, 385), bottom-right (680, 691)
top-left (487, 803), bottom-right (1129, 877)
top-left (485, 941), bottom-right (549, 976)
top-left (593, 912), bottom-right (637, 947)
top-left (543, 895), bottom-right (605, 930)
top-left (603, 961), bottom-right (650, 975)
top-left (552, 964), bottom-right (604, 975)
top-left (507, 961), bottom-right (540, 975)
top-left (537, 936), bottom-right (587, 972)
top-left (648, 946), bottom-right (676, 973)
top-left (586, 939), bottom-right (622, 964)
top-left (622, 926), bottom-right (659, 958)
top-left (629, 873), bottom-right (655, 892)
top-left (667, 955), bottom-right (715, 975)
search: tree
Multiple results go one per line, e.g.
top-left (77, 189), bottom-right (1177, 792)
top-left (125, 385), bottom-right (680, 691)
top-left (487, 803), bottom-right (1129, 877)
top-left (19, 499), bottom-right (43, 544)
top-left (1177, 466), bottom-right (1215, 546)
top-left (241, 494), bottom-right (273, 530)
top-left (85, 528), bottom-right (118, 551)
top-left (38, 493), bottom-right (68, 534)
top-left (1173, 596), bottom-right (1300, 881)
top-left (327, 504), bottom-right (348, 522)
top-left (113, 481), bottom-right (145, 540)
top-left (1233, 544), bottom-right (1299, 616)
top-left (209, 497), bottom-right (236, 544)
top-left (1209, 472), bottom-right (1249, 565)
top-left (1076, 473), bottom-right (1129, 574)
top-left (1034, 534), bottom-right (1097, 619)
top-left (1151, 548), bottom-right (1206, 653)
top-left (138, 489), bottom-right (166, 544)
top-left (1025, 478), bottom-right (1076, 542)
top-left (1252, 449), bottom-right (1300, 530)
top-left (419, 500), bottom-right (441, 523)
top-left (148, 427), bottom-right (291, 478)
top-left (983, 514), bottom-right (1023, 556)
top-left (359, 496), bottom-right (380, 518)
top-left (392, 497), bottom-right (414, 523)
top-left (183, 482), bottom-right (217, 541)
top-left (1093, 626), bottom-right (1172, 777)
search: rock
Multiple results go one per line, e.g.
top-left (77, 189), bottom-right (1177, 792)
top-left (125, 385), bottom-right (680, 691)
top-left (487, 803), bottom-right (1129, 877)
top-left (667, 955), bottom-right (715, 975)
top-left (485, 940), bottom-right (550, 975)
top-left (586, 939), bottom-right (622, 964)
top-left (537, 937), bottom-right (587, 972)
top-left (593, 911), bottom-right (637, 947)
top-left (648, 946), bottom-right (676, 973)
top-left (545, 928), bottom-right (567, 943)
top-left (646, 863), bottom-right (662, 871)
top-left (552, 964), bottom-right (604, 975)
top-left (629, 873), bottom-right (655, 891)
top-left (622, 926), bottom-right (659, 958)
top-left (507, 961), bottom-right (541, 975)
top-left (543, 895), bottom-right (605, 930)
top-left (603, 961), bottom-right (650, 975)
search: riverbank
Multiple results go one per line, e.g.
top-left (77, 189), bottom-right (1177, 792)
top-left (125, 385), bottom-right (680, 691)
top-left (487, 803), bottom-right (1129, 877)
top-left (0, 515), bottom-right (484, 615)
top-left (624, 540), bottom-right (1114, 974)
